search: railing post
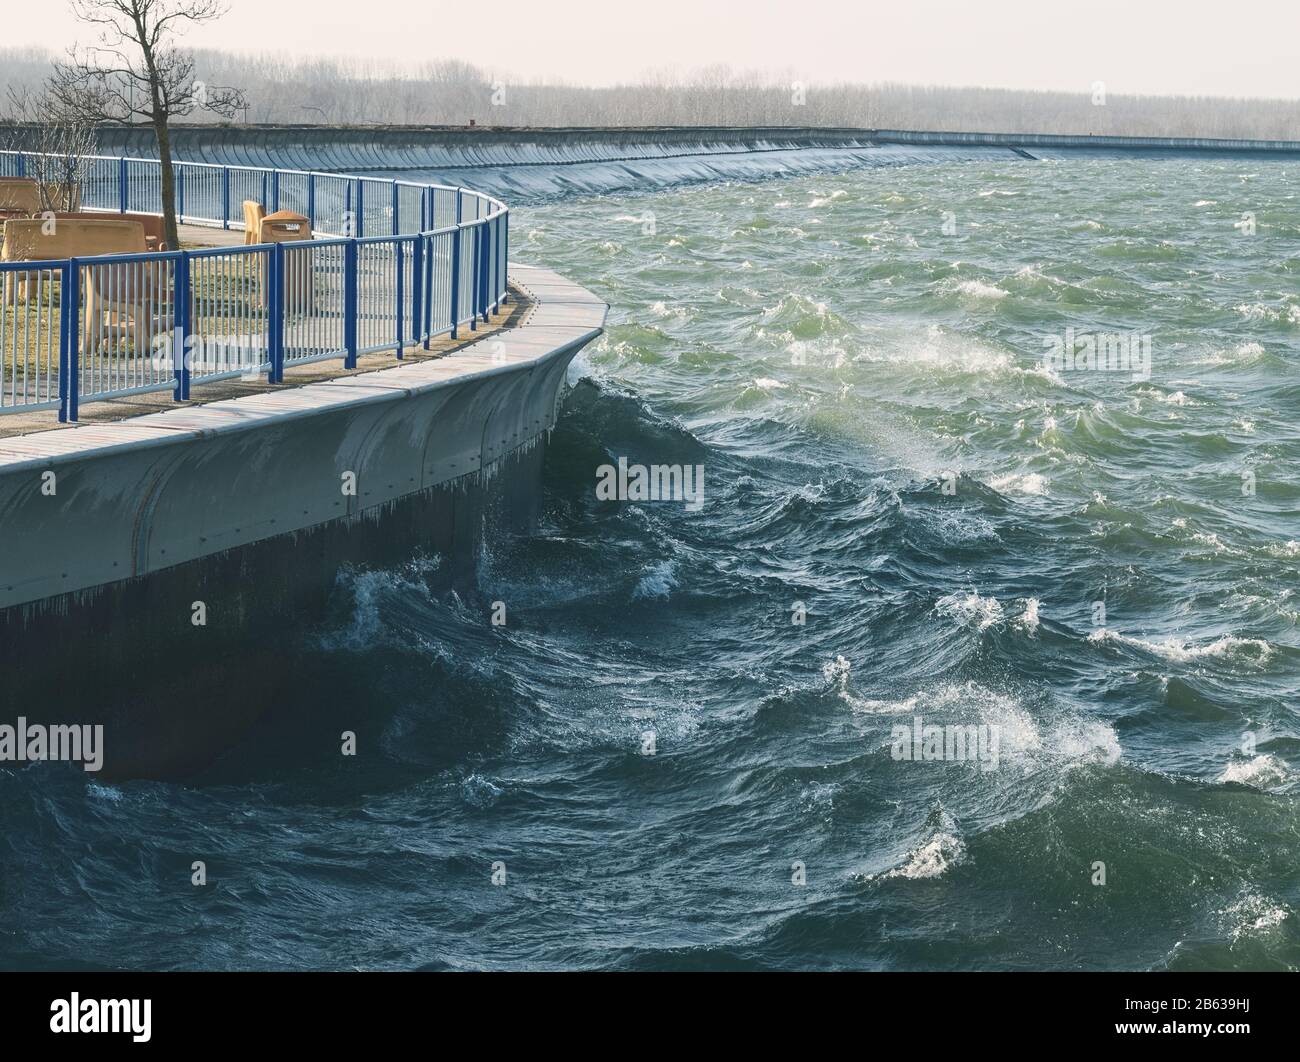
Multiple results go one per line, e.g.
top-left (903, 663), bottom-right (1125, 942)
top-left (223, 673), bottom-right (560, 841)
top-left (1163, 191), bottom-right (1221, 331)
top-left (268, 243), bottom-right (284, 383)
top-left (478, 225), bottom-right (488, 323)
top-left (308, 173), bottom-right (316, 231)
top-left (411, 235), bottom-right (425, 351)
top-left (343, 239), bottom-right (358, 368)
top-left (221, 166), bottom-right (231, 230)
top-left (449, 225), bottom-right (461, 341)
top-left (272, 170), bottom-right (280, 213)
top-left (16, 152), bottom-right (26, 178)
top-left (425, 234), bottom-right (435, 347)
top-left (394, 238), bottom-right (405, 359)
top-left (473, 226), bottom-right (483, 332)
top-left (356, 180), bottom-right (365, 239)
top-left (501, 211), bottom-right (509, 304)
top-left (491, 217), bottom-right (500, 315)
top-left (178, 164), bottom-right (186, 221)
top-left (58, 259), bottom-right (80, 423)
top-left (261, 171), bottom-right (268, 210)
top-left (118, 158), bottom-right (128, 213)
top-left (391, 182), bottom-right (400, 236)
top-left (175, 251), bottom-right (192, 400)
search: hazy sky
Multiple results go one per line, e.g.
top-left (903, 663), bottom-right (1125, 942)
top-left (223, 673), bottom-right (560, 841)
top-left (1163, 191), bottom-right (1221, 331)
top-left (12, 0), bottom-right (1300, 98)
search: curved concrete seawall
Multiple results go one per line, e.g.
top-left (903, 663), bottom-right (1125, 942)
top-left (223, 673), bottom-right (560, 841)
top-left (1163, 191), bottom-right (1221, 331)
top-left (0, 265), bottom-right (606, 775)
top-left (31, 124), bottom-right (1300, 202)
top-left (61, 124), bottom-right (1300, 170)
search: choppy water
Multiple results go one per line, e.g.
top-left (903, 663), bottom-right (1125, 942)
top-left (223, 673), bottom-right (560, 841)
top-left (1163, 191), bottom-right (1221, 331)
top-left (4, 157), bottom-right (1299, 971)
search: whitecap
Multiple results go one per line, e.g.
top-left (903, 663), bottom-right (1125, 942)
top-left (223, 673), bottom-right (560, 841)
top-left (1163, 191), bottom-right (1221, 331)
top-left (881, 830), bottom-right (965, 880)
top-left (1017, 598), bottom-right (1041, 634)
top-left (632, 560), bottom-right (678, 601)
top-left (1218, 754), bottom-right (1290, 789)
top-left (1089, 629), bottom-right (1273, 666)
top-left (935, 591), bottom-right (1005, 632)
top-left (954, 278), bottom-right (1008, 301)
top-left (989, 471), bottom-right (1049, 496)
top-left (1221, 892), bottom-right (1290, 941)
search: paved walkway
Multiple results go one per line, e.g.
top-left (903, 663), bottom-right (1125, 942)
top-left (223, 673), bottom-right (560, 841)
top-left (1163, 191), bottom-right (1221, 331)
top-left (177, 221), bottom-right (247, 248)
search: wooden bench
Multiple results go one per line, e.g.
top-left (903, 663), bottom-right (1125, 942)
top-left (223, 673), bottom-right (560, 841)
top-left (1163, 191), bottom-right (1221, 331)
top-left (2, 216), bottom-right (146, 307)
top-left (0, 178), bottom-right (82, 213)
top-left (243, 200), bottom-right (266, 245)
top-left (43, 211), bottom-right (168, 251)
top-left (0, 178), bottom-right (41, 214)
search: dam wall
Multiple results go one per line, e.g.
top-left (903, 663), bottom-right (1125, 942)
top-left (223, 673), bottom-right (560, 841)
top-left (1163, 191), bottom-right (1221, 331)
top-left (0, 264), bottom-right (606, 775)
top-left (34, 124), bottom-right (1299, 202)
top-left (44, 124), bottom-right (1300, 171)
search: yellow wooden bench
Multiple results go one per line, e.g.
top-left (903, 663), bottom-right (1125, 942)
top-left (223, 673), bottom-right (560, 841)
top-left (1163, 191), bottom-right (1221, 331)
top-left (243, 200), bottom-right (266, 245)
top-left (44, 211), bottom-right (168, 251)
top-left (2, 219), bottom-right (151, 348)
top-left (0, 178), bottom-right (41, 214)
top-left (0, 178), bottom-right (82, 213)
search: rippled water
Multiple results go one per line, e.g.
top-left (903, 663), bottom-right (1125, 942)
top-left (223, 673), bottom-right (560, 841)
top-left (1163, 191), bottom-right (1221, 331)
top-left (4, 157), bottom-right (1298, 970)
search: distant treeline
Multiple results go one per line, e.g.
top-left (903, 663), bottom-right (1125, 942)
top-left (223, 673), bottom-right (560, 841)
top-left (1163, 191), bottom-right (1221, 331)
top-left (3, 46), bottom-right (1298, 139)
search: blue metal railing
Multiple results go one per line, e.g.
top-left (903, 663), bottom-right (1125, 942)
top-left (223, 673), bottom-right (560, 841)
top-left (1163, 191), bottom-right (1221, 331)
top-left (0, 150), bottom-right (510, 421)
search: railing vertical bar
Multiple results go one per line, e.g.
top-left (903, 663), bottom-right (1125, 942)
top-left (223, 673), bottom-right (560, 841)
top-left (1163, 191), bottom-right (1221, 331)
top-left (343, 239), bottom-right (358, 369)
top-left (176, 251), bottom-right (191, 400)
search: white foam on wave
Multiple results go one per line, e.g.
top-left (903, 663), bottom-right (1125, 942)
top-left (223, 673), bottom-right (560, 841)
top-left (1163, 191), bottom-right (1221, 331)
top-left (1089, 628), bottom-right (1273, 666)
top-left (318, 555), bottom-right (442, 650)
top-left (1200, 340), bottom-right (1266, 366)
top-left (842, 676), bottom-right (1120, 766)
top-left (808, 189), bottom-right (848, 208)
top-left (860, 325), bottom-right (1053, 381)
top-left (1234, 301), bottom-right (1300, 326)
top-left (923, 507), bottom-right (1000, 546)
top-left (1218, 754), bottom-right (1290, 789)
top-left (648, 300), bottom-right (690, 320)
top-left (881, 830), bottom-right (966, 880)
top-left (953, 278), bottom-right (1008, 301)
top-left (752, 376), bottom-right (788, 391)
top-left (988, 471), bottom-right (1049, 496)
top-left (460, 773), bottom-right (504, 808)
top-left (935, 591), bottom-right (1005, 632)
top-left (632, 559), bottom-right (678, 601)
top-left (1221, 892), bottom-right (1290, 941)
top-left (1017, 598), bottom-right (1041, 635)
top-left (1189, 530), bottom-right (1243, 556)
top-left (797, 781), bottom-right (839, 816)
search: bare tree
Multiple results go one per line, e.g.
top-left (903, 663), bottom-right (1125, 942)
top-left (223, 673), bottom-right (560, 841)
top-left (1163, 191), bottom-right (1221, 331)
top-left (47, 0), bottom-right (245, 249)
top-left (3, 86), bottom-right (99, 210)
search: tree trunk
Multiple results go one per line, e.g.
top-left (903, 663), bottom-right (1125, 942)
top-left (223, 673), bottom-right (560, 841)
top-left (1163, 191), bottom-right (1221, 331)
top-left (154, 117), bottom-right (179, 251)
